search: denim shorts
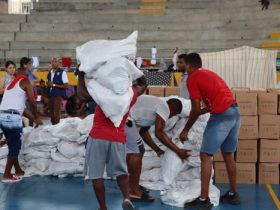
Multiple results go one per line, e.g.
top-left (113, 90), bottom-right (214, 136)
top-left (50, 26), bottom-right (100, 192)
top-left (201, 104), bottom-right (240, 155)
top-left (0, 112), bottom-right (23, 158)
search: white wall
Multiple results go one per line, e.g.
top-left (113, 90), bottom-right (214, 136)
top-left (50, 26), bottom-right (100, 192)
top-left (8, 0), bottom-right (36, 14)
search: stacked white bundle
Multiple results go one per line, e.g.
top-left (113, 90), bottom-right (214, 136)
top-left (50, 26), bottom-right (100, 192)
top-left (77, 31), bottom-right (144, 127)
top-left (0, 115), bottom-right (94, 177)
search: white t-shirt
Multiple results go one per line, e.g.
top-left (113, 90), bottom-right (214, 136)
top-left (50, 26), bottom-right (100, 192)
top-left (130, 95), bottom-right (188, 127)
top-left (50, 69), bottom-right (69, 84)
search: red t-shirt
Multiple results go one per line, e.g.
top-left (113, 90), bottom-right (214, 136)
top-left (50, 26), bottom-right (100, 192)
top-left (89, 87), bottom-right (138, 143)
top-left (187, 68), bottom-right (236, 114)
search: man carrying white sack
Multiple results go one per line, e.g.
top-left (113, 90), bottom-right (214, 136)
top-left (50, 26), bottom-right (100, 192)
top-left (129, 95), bottom-right (191, 160)
top-left (180, 53), bottom-right (241, 210)
top-left (76, 69), bottom-right (147, 210)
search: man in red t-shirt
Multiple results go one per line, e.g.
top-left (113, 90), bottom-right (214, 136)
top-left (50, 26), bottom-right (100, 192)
top-left (180, 53), bottom-right (241, 209)
top-left (76, 70), bottom-right (147, 210)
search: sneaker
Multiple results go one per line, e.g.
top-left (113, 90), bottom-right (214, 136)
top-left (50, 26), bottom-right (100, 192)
top-left (185, 197), bottom-right (213, 210)
top-left (220, 191), bottom-right (241, 205)
top-left (2, 175), bottom-right (22, 183)
top-left (122, 199), bottom-right (135, 210)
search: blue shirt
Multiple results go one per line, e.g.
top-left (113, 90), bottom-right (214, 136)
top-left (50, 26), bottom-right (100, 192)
top-left (180, 73), bottom-right (189, 99)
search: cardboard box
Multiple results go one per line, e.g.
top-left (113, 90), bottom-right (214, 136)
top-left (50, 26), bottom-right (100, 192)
top-left (258, 93), bottom-right (278, 115)
top-left (214, 162), bottom-right (229, 183)
top-left (259, 139), bottom-right (280, 163)
top-left (165, 87), bottom-right (180, 97)
top-left (236, 140), bottom-right (258, 163)
top-left (148, 86), bottom-right (165, 97)
top-left (258, 163), bottom-right (279, 184)
top-left (249, 89), bottom-right (267, 93)
top-left (239, 116), bottom-right (259, 139)
top-left (213, 150), bottom-right (224, 162)
top-left (259, 115), bottom-right (280, 139)
top-left (267, 88), bottom-right (280, 93)
top-left (236, 163), bottom-right (256, 184)
top-left (235, 92), bottom-right (258, 115)
top-left (215, 162), bottom-right (256, 184)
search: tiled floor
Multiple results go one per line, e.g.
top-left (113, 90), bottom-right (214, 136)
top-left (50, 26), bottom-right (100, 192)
top-left (0, 176), bottom-right (279, 210)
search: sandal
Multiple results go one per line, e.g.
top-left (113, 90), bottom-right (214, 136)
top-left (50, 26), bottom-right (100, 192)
top-left (130, 192), bottom-right (155, 202)
top-left (140, 185), bottom-right (150, 193)
top-left (2, 175), bottom-right (22, 183)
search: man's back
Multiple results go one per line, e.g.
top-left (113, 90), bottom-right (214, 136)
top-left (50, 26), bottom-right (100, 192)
top-left (187, 69), bottom-right (236, 114)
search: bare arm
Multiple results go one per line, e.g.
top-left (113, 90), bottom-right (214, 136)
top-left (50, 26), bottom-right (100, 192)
top-left (0, 77), bottom-right (5, 95)
top-left (76, 71), bottom-right (94, 103)
top-left (155, 115), bottom-right (180, 153)
top-left (20, 79), bottom-right (40, 124)
top-left (155, 115), bottom-right (191, 159)
top-left (139, 126), bottom-right (164, 156)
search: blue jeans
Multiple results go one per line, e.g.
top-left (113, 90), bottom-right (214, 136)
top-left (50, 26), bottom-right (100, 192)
top-left (201, 104), bottom-right (240, 155)
top-left (0, 112), bottom-right (23, 158)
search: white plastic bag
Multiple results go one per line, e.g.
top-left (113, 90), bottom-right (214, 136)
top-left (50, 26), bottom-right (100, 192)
top-left (48, 161), bottom-right (83, 176)
top-left (0, 146), bottom-right (8, 159)
top-left (94, 57), bottom-right (143, 94)
top-left (161, 139), bottom-right (189, 186)
top-left (23, 127), bottom-right (60, 148)
top-left (76, 31), bottom-right (138, 72)
top-left (57, 142), bottom-right (85, 159)
top-left (48, 120), bottom-right (80, 142)
top-left (86, 79), bottom-right (134, 127)
top-left (77, 114), bottom-right (94, 135)
top-left (26, 158), bottom-right (51, 172)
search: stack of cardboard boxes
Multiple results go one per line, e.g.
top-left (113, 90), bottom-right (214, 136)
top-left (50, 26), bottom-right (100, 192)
top-left (147, 86), bottom-right (180, 97)
top-left (214, 89), bottom-right (280, 184)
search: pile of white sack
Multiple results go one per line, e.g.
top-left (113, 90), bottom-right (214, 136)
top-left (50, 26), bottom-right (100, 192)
top-left (0, 114), bottom-right (94, 178)
top-left (76, 31), bottom-right (143, 127)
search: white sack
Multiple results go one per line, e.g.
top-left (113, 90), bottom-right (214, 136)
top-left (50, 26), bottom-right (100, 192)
top-left (0, 146), bottom-right (8, 159)
top-left (51, 150), bottom-right (84, 165)
top-left (94, 57), bottom-right (143, 94)
top-left (23, 151), bottom-right (51, 162)
top-left (57, 142), bottom-right (85, 159)
top-left (76, 31), bottom-right (138, 72)
top-left (142, 156), bottom-right (161, 171)
top-left (48, 161), bottom-right (83, 176)
top-left (26, 158), bottom-right (51, 172)
top-left (140, 168), bottom-right (162, 182)
top-left (77, 114), bottom-right (94, 135)
top-left (161, 140), bottom-right (189, 186)
top-left (48, 120), bottom-right (81, 142)
top-left (86, 79), bottom-right (134, 127)
top-left (23, 127), bottom-right (60, 148)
